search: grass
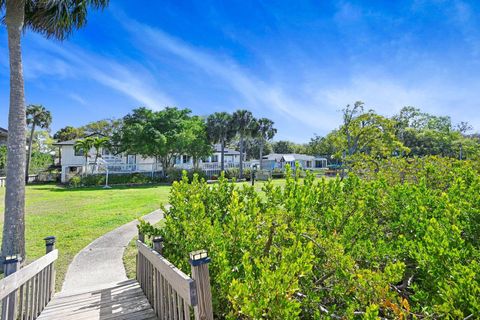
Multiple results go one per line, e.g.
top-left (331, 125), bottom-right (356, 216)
top-left (0, 183), bottom-right (171, 289)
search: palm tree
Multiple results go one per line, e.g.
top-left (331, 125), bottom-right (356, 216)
top-left (92, 137), bottom-right (109, 164)
top-left (232, 110), bottom-right (255, 178)
top-left (75, 137), bottom-right (94, 176)
top-left (206, 112), bottom-right (234, 172)
top-left (256, 118), bottom-right (277, 169)
top-left (1, 0), bottom-right (109, 262)
top-left (25, 104), bottom-right (52, 183)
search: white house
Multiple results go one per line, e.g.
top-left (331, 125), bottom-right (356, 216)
top-left (54, 138), bottom-right (244, 182)
top-left (262, 153), bottom-right (327, 170)
top-left (0, 127), bottom-right (7, 146)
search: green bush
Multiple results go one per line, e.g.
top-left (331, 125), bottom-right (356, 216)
top-left (69, 176), bottom-right (81, 188)
top-left (166, 168), bottom-right (207, 183)
top-left (159, 158), bottom-right (480, 319)
top-left (271, 167), bottom-right (285, 178)
top-left (78, 172), bottom-right (160, 186)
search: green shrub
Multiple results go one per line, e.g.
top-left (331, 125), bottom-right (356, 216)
top-left (271, 167), bottom-right (285, 178)
top-left (159, 159), bottom-right (480, 319)
top-left (69, 176), bottom-right (81, 188)
top-left (79, 172), bottom-right (160, 186)
top-left (224, 168), bottom-right (239, 179)
top-left (166, 168), bottom-right (207, 183)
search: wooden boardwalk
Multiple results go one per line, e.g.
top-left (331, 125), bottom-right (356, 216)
top-left (37, 280), bottom-right (157, 320)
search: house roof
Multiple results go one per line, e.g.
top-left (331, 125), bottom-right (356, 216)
top-left (263, 153), bottom-right (317, 162)
top-left (52, 139), bottom-right (76, 146)
top-left (212, 144), bottom-right (240, 155)
top-left (0, 127), bottom-right (7, 136)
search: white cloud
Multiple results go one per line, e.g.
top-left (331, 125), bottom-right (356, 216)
top-left (26, 34), bottom-right (176, 109)
top-left (120, 18), bottom-right (339, 132)
top-left (68, 93), bottom-right (87, 105)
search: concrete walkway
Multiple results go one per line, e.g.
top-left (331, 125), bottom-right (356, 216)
top-left (61, 209), bottom-right (164, 293)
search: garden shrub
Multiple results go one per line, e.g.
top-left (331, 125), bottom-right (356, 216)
top-left (166, 168), bottom-right (207, 183)
top-left (271, 167), bottom-right (285, 178)
top-left (69, 176), bottom-right (81, 188)
top-left (78, 172), bottom-right (160, 186)
top-left (158, 158), bottom-right (480, 319)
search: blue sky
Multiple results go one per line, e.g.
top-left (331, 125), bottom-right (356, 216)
top-left (1, 0), bottom-right (480, 142)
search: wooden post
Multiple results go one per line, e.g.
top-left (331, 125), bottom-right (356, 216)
top-left (189, 250), bottom-right (213, 320)
top-left (2, 255), bottom-right (21, 320)
top-left (152, 236), bottom-right (164, 255)
top-left (44, 236), bottom-right (56, 300)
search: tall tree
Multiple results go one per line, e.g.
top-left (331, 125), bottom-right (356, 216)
top-left (255, 118), bottom-right (276, 169)
top-left (113, 107), bottom-right (192, 174)
top-left (53, 125), bottom-right (84, 142)
top-left (206, 112), bottom-right (234, 171)
top-left (232, 110), bottom-right (255, 178)
top-left (181, 116), bottom-right (212, 170)
top-left (75, 137), bottom-right (94, 176)
top-left (25, 104), bottom-right (51, 182)
top-left (1, 0), bottom-right (109, 262)
top-left (2, 0), bottom-right (27, 262)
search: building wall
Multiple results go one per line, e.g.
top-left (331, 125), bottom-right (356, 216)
top-left (61, 145), bottom-right (89, 166)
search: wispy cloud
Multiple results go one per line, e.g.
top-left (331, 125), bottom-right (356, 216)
top-left (119, 18), bottom-right (338, 131)
top-left (68, 93), bottom-right (87, 105)
top-left (26, 34), bottom-right (176, 110)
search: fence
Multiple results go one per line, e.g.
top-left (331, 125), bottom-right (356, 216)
top-left (136, 235), bottom-right (213, 320)
top-left (0, 237), bottom-right (57, 320)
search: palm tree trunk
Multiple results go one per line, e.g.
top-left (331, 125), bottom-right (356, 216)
top-left (259, 140), bottom-right (264, 170)
top-left (239, 136), bottom-right (244, 179)
top-left (2, 0), bottom-right (27, 263)
top-left (220, 140), bottom-right (225, 172)
top-left (25, 123), bottom-right (35, 183)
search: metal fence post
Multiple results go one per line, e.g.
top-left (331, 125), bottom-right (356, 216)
top-left (189, 250), bottom-right (213, 320)
top-left (44, 236), bottom-right (56, 254)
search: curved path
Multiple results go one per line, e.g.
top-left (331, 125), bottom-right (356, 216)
top-left (61, 209), bottom-right (164, 293)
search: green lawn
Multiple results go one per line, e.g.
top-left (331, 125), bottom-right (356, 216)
top-left (0, 183), bottom-right (171, 289)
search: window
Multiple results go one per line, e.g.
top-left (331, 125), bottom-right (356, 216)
top-left (211, 155), bottom-right (219, 162)
top-left (306, 161), bottom-right (312, 168)
top-left (74, 148), bottom-right (84, 157)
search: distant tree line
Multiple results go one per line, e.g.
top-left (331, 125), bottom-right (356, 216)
top-left (306, 102), bottom-right (480, 162)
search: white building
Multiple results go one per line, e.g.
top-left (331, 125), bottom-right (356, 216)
top-left (54, 138), bottom-right (244, 183)
top-left (262, 153), bottom-right (327, 170)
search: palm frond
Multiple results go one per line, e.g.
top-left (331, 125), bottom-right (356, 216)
top-left (25, 0), bottom-right (109, 40)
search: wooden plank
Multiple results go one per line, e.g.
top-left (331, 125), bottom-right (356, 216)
top-left (159, 274), bottom-right (165, 319)
top-left (137, 241), bottom-right (196, 306)
top-left (37, 281), bottom-right (157, 320)
top-left (19, 282), bottom-right (24, 319)
top-left (0, 250), bottom-right (58, 301)
top-left (24, 279), bottom-right (30, 319)
top-left (183, 300), bottom-right (190, 320)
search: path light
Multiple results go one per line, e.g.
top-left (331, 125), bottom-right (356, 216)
top-left (251, 163), bottom-right (257, 186)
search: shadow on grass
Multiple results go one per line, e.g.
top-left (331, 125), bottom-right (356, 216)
top-left (31, 183), bottom-right (172, 192)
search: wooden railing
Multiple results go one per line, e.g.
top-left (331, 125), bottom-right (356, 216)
top-left (136, 237), bottom-right (213, 320)
top-left (0, 237), bottom-right (57, 320)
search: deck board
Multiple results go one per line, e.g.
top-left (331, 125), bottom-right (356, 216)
top-left (38, 279), bottom-right (157, 320)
